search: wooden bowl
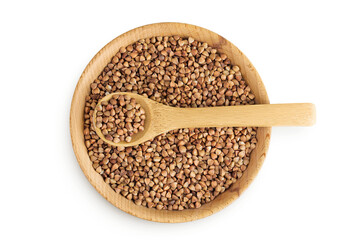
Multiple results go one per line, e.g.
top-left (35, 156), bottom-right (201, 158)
top-left (70, 22), bottom-right (271, 223)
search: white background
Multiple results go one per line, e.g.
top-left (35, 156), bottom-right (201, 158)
top-left (1, 1), bottom-right (359, 239)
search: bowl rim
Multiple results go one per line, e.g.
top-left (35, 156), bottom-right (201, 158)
top-left (70, 22), bottom-right (271, 223)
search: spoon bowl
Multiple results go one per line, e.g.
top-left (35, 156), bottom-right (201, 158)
top-left (93, 92), bottom-right (155, 147)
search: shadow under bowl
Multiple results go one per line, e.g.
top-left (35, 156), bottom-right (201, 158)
top-left (70, 22), bottom-right (271, 223)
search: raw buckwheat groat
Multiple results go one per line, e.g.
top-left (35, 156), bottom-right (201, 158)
top-left (95, 94), bottom-right (145, 143)
top-left (84, 36), bottom-right (257, 210)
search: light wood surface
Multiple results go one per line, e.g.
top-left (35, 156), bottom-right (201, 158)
top-left (70, 22), bottom-right (272, 222)
top-left (94, 92), bottom-right (315, 147)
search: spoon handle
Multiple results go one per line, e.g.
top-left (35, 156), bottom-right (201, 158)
top-left (170, 103), bottom-right (315, 128)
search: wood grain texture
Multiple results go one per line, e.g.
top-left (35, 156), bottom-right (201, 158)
top-left (70, 22), bottom-right (271, 223)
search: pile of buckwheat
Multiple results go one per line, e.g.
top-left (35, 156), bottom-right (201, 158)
top-left (95, 94), bottom-right (145, 143)
top-left (84, 36), bottom-right (257, 210)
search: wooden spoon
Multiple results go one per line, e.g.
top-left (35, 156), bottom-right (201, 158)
top-left (93, 92), bottom-right (316, 147)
